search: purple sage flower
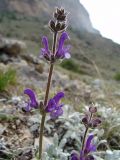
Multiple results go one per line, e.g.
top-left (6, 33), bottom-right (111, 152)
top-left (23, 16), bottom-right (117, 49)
top-left (24, 88), bottom-right (39, 111)
top-left (45, 92), bottom-right (64, 119)
top-left (41, 36), bottom-right (51, 61)
top-left (71, 135), bottom-right (96, 160)
top-left (55, 32), bottom-right (71, 59)
top-left (40, 32), bottom-right (70, 61)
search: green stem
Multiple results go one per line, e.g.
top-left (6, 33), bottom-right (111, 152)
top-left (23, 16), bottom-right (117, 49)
top-left (39, 113), bottom-right (46, 160)
top-left (38, 32), bottom-right (58, 160)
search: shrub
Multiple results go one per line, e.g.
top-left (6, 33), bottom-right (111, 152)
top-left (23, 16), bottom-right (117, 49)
top-left (114, 72), bottom-right (120, 81)
top-left (60, 59), bottom-right (84, 74)
top-left (0, 69), bottom-right (17, 91)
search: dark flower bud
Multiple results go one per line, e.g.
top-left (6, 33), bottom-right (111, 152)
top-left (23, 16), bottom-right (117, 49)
top-left (56, 22), bottom-right (61, 31)
top-left (90, 118), bottom-right (102, 128)
top-left (82, 116), bottom-right (88, 125)
top-left (60, 23), bottom-right (67, 31)
top-left (54, 7), bottom-right (68, 22)
top-left (89, 106), bottom-right (97, 113)
top-left (49, 20), bottom-right (56, 32)
top-left (54, 12), bottom-right (58, 19)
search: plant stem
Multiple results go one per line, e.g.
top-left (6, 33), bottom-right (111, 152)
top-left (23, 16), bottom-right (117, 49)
top-left (52, 32), bottom-right (57, 54)
top-left (39, 113), bottom-right (46, 160)
top-left (81, 126), bottom-right (89, 150)
top-left (81, 113), bottom-right (93, 150)
top-left (38, 32), bottom-right (58, 160)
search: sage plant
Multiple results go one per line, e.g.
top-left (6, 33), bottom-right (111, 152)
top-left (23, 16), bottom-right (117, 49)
top-left (23, 8), bottom-right (70, 159)
top-left (71, 105), bottom-right (101, 160)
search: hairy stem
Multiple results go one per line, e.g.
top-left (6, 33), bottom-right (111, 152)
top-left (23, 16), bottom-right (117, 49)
top-left (39, 32), bottom-right (58, 160)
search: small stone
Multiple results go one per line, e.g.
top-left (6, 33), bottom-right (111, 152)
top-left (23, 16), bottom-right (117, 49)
top-left (12, 125), bottom-right (16, 130)
top-left (35, 63), bottom-right (44, 73)
top-left (16, 119), bottom-right (21, 126)
top-left (0, 53), bottom-right (10, 63)
top-left (0, 124), bottom-right (6, 135)
top-left (30, 124), bottom-right (39, 137)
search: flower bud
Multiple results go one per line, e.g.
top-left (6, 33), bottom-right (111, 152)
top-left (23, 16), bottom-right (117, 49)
top-left (54, 7), bottom-right (68, 22)
top-left (89, 106), bottom-right (97, 113)
top-left (49, 20), bottom-right (56, 32)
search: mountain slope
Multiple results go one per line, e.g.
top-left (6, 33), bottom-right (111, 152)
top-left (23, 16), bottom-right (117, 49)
top-left (0, 0), bottom-right (120, 78)
top-left (0, 0), bottom-right (99, 33)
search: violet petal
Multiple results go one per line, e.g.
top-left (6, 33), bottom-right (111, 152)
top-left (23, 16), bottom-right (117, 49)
top-left (53, 92), bottom-right (64, 105)
top-left (24, 88), bottom-right (38, 109)
top-left (45, 99), bottom-right (56, 112)
top-left (50, 107), bottom-right (63, 119)
top-left (58, 32), bottom-right (69, 51)
top-left (71, 152), bottom-right (79, 160)
top-left (42, 36), bottom-right (49, 52)
top-left (85, 135), bottom-right (94, 153)
top-left (80, 151), bottom-right (85, 160)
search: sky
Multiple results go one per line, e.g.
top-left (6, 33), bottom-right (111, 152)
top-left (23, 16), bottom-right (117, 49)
top-left (80, 0), bottom-right (120, 44)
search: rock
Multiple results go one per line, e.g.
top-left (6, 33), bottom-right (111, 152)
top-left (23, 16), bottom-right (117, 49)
top-left (21, 54), bottom-right (44, 73)
top-left (0, 37), bottom-right (26, 56)
top-left (34, 136), bottom-right (52, 152)
top-left (30, 124), bottom-right (39, 137)
top-left (15, 119), bottom-right (21, 126)
top-left (35, 63), bottom-right (44, 73)
top-left (17, 147), bottom-right (34, 160)
top-left (0, 53), bottom-right (10, 63)
top-left (20, 129), bottom-right (33, 146)
top-left (92, 79), bottom-right (103, 89)
top-left (0, 124), bottom-right (6, 135)
top-left (21, 54), bottom-right (41, 64)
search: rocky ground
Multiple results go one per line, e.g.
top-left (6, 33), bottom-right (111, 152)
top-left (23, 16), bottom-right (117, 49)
top-left (0, 37), bottom-right (120, 160)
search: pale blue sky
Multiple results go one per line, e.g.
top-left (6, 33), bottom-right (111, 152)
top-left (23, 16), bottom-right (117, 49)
top-left (80, 0), bottom-right (120, 44)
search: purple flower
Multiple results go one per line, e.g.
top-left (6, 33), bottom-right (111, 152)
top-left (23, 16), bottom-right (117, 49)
top-left (71, 135), bottom-right (96, 160)
top-left (45, 92), bottom-right (64, 119)
top-left (24, 88), bottom-right (39, 111)
top-left (84, 135), bottom-right (96, 154)
top-left (55, 32), bottom-right (71, 59)
top-left (41, 36), bottom-right (51, 61)
top-left (40, 32), bottom-right (70, 61)
top-left (82, 106), bottom-right (101, 128)
top-left (71, 152), bottom-right (80, 160)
